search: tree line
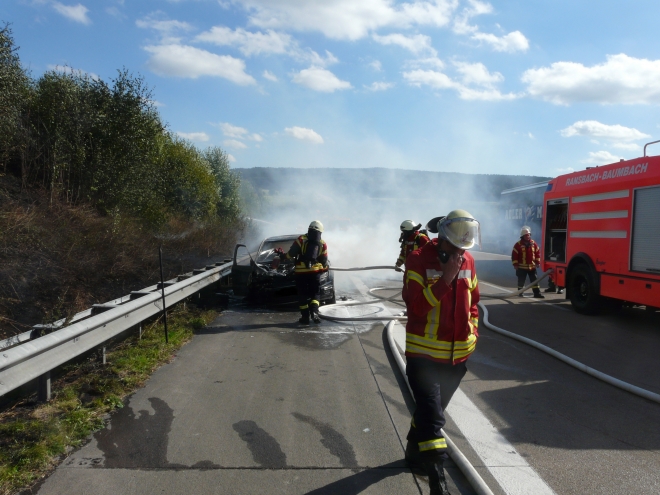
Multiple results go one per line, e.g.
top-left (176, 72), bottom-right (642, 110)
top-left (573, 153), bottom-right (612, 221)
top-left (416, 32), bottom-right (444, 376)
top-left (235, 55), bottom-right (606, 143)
top-left (0, 23), bottom-right (241, 226)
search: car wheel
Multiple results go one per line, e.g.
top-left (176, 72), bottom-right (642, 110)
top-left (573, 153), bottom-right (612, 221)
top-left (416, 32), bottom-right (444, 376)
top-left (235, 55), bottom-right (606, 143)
top-left (328, 289), bottom-right (336, 305)
top-left (568, 264), bottom-right (601, 315)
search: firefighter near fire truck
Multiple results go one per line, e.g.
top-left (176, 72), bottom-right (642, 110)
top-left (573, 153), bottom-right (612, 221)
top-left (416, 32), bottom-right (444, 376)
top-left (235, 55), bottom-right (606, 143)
top-left (402, 210), bottom-right (481, 495)
top-left (512, 226), bottom-right (545, 298)
top-left (395, 220), bottom-right (430, 272)
top-left (281, 220), bottom-right (329, 325)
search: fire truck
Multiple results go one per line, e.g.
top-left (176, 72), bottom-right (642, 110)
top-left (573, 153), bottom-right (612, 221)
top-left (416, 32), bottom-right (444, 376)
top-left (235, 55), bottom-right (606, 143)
top-left (542, 141), bottom-right (660, 314)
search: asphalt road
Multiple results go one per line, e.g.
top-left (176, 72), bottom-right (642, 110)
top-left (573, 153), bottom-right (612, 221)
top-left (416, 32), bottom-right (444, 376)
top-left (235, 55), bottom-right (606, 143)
top-left (35, 253), bottom-right (660, 494)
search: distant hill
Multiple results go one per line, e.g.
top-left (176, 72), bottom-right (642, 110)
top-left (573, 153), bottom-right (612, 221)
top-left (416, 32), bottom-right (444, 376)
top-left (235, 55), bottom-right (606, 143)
top-left (237, 167), bottom-right (551, 203)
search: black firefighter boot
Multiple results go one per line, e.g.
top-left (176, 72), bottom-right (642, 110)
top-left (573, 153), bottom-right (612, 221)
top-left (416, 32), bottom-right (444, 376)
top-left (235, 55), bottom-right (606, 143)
top-left (533, 288), bottom-right (545, 299)
top-left (404, 441), bottom-right (425, 474)
top-left (310, 302), bottom-right (321, 324)
top-left (299, 307), bottom-right (310, 325)
top-left (423, 456), bottom-right (451, 495)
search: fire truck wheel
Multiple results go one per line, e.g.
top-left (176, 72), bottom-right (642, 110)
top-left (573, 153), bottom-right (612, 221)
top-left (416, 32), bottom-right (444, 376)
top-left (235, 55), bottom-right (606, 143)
top-left (568, 264), bottom-right (601, 315)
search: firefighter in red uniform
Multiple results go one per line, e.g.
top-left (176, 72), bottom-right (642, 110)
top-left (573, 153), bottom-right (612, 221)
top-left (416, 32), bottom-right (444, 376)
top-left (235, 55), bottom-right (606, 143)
top-left (512, 226), bottom-right (544, 298)
top-left (403, 210), bottom-right (481, 495)
top-left (284, 220), bottom-right (328, 325)
top-left (395, 220), bottom-right (430, 271)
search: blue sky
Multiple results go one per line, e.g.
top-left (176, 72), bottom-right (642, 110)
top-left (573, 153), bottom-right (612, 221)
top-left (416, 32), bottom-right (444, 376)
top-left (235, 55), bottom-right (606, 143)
top-left (3, 0), bottom-right (660, 177)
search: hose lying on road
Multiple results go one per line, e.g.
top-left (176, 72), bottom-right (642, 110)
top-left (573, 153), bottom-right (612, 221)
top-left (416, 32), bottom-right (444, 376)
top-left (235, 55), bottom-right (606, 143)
top-left (478, 302), bottom-right (660, 405)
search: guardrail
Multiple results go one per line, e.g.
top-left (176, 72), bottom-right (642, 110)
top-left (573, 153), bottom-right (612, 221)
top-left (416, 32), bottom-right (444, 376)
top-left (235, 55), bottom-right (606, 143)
top-left (0, 259), bottom-right (234, 401)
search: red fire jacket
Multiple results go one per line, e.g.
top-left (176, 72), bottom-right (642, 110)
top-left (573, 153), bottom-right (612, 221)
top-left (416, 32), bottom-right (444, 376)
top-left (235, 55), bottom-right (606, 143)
top-left (397, 231), bottom-right (430, 266)
top-left (511, 239), bottom-right (540, 271)
top-left (286, 234), bottom-right (328, 275)
top-left (403, 239), bottom-right (479, 364)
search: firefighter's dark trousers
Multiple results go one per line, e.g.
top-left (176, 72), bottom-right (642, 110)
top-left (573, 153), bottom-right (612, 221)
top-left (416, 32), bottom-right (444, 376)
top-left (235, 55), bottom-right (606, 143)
top-left (295, 273), bottom-right (321, 318)
top-left (406, 357), bottom-right (467, 461)
top-left (516, 268), bottom-right (539, 291)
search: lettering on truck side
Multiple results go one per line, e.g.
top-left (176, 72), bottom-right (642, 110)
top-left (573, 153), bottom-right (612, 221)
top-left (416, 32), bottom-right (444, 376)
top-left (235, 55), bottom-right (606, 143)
top-left (565, 163), bottom-right (648, 187)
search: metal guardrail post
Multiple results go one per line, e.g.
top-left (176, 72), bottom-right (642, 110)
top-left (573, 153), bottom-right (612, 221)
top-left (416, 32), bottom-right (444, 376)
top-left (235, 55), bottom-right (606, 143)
top-left (38, 371), bottom-right (51, 402)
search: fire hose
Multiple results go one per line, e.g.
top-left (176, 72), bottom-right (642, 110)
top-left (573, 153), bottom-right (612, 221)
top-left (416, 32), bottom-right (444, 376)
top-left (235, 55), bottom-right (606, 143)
top-left (317, 264), bottom-right (660, 493)
top-left (323, 266), bottom-right (660, 404)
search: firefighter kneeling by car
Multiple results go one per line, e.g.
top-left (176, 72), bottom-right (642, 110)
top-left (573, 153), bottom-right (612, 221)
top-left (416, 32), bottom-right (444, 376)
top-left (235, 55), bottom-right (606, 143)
top-left (403, 210), bottom-right (480, 495)
top-left (282, 220), bottom-right (328, 325)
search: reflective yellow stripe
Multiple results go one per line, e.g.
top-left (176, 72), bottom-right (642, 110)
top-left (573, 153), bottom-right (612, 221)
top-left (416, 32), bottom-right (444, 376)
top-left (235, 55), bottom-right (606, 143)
top-left (299, 304), bottom-right (308, 310)
top-left (469, 275), bottom-right (478, 291)
top-left (407, 334), bottom-right (477, 360)
top-left (407, 270), bottom-right (425, 287)
top-left (419, 438), bottom-right (447, 451)
top-left (424, 301), bottom-right (441, 338)
top-left (423, 286), bottom-right (439, 306)
top-left (310, 300), bottom-right (319, 306)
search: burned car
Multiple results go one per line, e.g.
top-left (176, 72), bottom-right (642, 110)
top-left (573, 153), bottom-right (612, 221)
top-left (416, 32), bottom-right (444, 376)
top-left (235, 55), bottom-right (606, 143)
top-left (232, 235), bottom-right (336, 305)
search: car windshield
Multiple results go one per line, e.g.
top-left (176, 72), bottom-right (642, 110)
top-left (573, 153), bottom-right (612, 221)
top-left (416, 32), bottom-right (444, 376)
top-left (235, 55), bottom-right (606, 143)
top-left (256, 239), bottom-right (296, 262)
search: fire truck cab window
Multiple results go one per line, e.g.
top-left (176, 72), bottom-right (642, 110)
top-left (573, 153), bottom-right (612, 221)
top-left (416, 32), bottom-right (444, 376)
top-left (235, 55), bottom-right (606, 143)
top-left (545, 201), bottom-right (568, 263)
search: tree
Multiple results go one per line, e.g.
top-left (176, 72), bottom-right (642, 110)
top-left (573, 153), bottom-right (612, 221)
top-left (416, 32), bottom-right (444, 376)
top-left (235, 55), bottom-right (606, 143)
top-left (203, 147), bottom-right (241, 221)
top-left (0, 23), bottom-right (30, 170)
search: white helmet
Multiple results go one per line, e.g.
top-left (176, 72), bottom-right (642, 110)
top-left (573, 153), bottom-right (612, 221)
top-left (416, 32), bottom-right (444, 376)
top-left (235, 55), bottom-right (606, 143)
top-left (520, 226), bottom-right (531, 237)
top-left (400, 220), bottom-right (422, 232)
top-left (309, 220), bottom-right (324, 233)
top-left (437, 209), bottom-right (481, 250)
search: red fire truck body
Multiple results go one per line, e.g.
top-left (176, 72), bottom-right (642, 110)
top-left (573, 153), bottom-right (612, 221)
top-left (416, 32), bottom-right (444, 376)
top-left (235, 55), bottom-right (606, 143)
top-left (541, 153), bottom-right (660, 313)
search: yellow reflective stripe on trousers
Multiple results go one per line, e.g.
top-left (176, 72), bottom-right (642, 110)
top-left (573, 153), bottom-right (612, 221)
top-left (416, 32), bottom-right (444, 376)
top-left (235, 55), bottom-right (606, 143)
top-left (310, 300), bottom-right (319, 306)
top-left (299, 305), bottom-right (308, 310)
top-left (419, 438), bottom-right (447, 452)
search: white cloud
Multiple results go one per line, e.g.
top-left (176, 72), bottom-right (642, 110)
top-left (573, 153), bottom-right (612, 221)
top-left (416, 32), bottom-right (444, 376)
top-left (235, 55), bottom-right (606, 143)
top-left (237, 0), bottom-right (457, 41)
top-left (372, 33), bottom-right (436, 56)
top-left (285, 126), bottom-right (324, 144)
top-left (556, 167), bottom-right (575, 174)
top-left (219, 123), bottom-right (249, 139)
top-left (523, 54), bottom-right (660, 105)
top-left (365, 81), bottom-right (395, 91)
top-left (227, 153), bottom-right (236, 162)
top-left (404, 64), bottom-right (517, 101)
top-left (143, 44), bottom-right (256, 85)
top-left (560, 121), bottom-right (651, 142)
top-left (453, 0), bottom-right (528, 52)
top-left (369, 60), bottom-right (383, 71)
top-left (216, 123), bottom-right (263, 144)
top-left (581, 150), bottom-right (623, 165)
top-left (177, 132), bottom-right (210, 142)
top-left (52, 2), bottom-right (91, 25)
top-left (136, 15), bottom-right (194, 38)
top-left (195, 26), bottom-right (293, 56)
top-left (224, 139), bottom-right (248, 149)
top-left (292, 67), bottom-right (352, 92)
top-left (263, 70), bottom-right (278, 81)
top-left (404, 56), bottom-right (445, 70)
top-left (471, 31), bottom-right (529, 53)
top-left (528, 132), bottom-right (535, 140)
top-left (453, 61), bottom-right (502, 87)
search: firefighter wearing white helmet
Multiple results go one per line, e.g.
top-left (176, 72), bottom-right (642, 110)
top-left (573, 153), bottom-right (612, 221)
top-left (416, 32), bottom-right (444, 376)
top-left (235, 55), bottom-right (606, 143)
top-left (511, 225), bottom-right (544, 298)
top-left (284, 220), bottom-right (328, 324)
top-left (395, 220), bottom-right (430, 271)
top-left (402, 209), bottom-right (480, 495)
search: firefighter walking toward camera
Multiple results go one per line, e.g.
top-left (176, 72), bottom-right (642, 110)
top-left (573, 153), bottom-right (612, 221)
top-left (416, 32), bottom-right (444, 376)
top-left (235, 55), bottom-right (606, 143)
top-left (395, 220), bottom-right (430, 272)
top-left (403, 210), bottom-right (481, 495)
top-left (512, 226), bottom-right (544, 298)
top-left (285, 220), bottom-right (328, 325)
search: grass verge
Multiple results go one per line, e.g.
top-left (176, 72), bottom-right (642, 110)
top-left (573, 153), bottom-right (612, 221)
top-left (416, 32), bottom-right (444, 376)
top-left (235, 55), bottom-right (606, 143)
top-left (0, 304), bottom-right (217, 495)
